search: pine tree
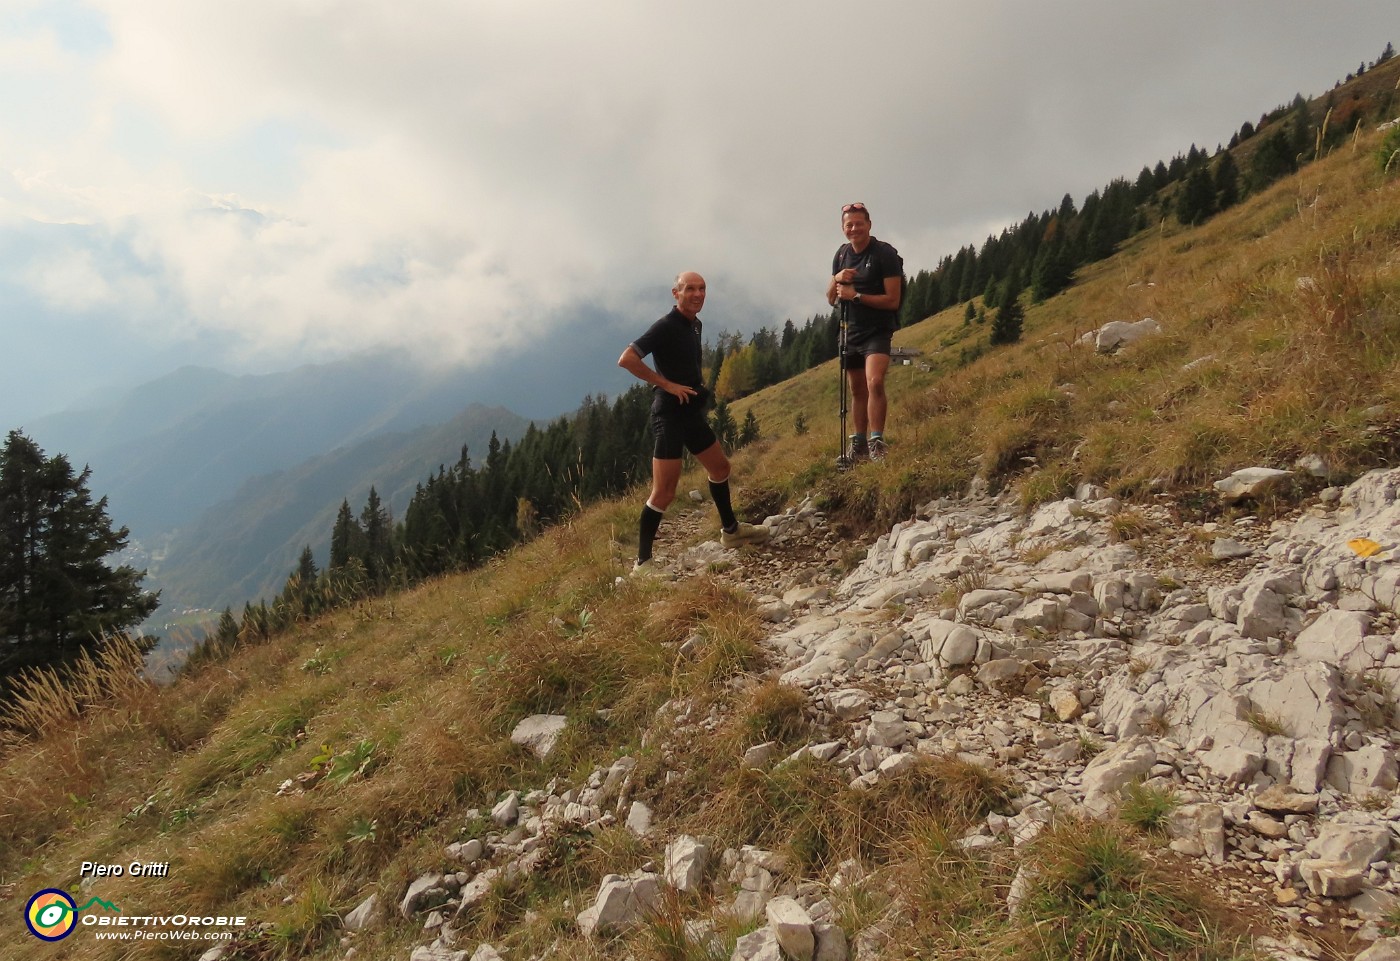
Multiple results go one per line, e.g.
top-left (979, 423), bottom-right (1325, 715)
top-left (0, 431), bottom-right (158, 675)
top-left (215, 607), bottom-right (239, 647)
top-left (296, 544), bottom-right (318, 583)
top-left (1249, 128), bottom-right (1297, 190)
top-left (1214, 151), bottom-right (1240, 210)
top-left (710, 401), bottom-right (738, 450)
top-left (990, 297), bottom-right (1024, 346)
top-left (738, 410), bottom-right (760, 448)
top-left (329, 500), bottom-right (362, 571)
top-left (360, 486), bottom-right (392, 588)
top-left (1289, 95), bottom-right (1312, 166)
top-left (1176, 167), bottom-right (1216, 225)
top-left (1031, 237), bottom-right (1072, 302)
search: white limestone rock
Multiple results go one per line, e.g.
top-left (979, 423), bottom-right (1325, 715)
top-left (401, 873), bottom-right (448, 920)
top-left (664, 835), bottom-right (712, 893)
top-left (343, 893), bottom-right (378, 931)
top-left (625, 800), bottom-right (654, 836)
top-left (1166, 803), bottom-right (1226, 862)
top-left (731, 927), bottom-right (784, 961)
top-left (1325, 745), bottom-right (1399, 795)
top-left (1093, 317), bottom-right (1161, 353)
top-left (491, 791), bottom-right (520, 826)
top-left (921, 619), bottom-right (980, 667)
top-left (1295, 609), bottom-right (1388, 673)
top-left (765, 896), bottom-right (816, 961)
top-left (829, 688), bottom-right (872, 720)
top-left (1081, 737), bottom-right (1157, 802)
top-left (1214, 467), bottom-right (1293, 504)
top-left (510, 714), bottom-right (569, 759)
top-left (576, 871), bottom-right (661, 938)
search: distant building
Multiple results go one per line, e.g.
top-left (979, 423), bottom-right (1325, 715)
top-left (890, 346), bottom-right (924, 366)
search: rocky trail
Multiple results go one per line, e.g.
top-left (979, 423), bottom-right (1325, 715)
top-left (325, 465), bottom-right (1400, 961)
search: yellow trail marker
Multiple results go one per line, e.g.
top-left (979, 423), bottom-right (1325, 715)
top-left (1347, 538), bottom-right (1383, 558)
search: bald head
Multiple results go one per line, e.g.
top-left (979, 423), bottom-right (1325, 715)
top-left (672, 271), bottom-right (706, 319)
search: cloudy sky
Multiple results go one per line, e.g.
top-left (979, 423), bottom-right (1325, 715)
top-left (2, 1), bottom-right (1395, 423)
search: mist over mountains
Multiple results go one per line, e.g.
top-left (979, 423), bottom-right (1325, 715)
top-left (21, 351), bottom-right (544, 617)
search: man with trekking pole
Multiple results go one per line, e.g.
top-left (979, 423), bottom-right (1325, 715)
top-left (826, 202), bottom-right (904, 464)
top-left (618, 271), bottom-right (770, 572)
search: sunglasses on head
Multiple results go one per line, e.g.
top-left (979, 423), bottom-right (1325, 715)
top-left (841, 202), bottom-right (867, 214)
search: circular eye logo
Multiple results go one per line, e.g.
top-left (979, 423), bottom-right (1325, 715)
top-left (25, 889), bottom-right (78, 941)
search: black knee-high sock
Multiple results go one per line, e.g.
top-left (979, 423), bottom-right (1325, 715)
top-left (637, 503), bottom-right (664, 562)
top-left (709, 479), bottom-right (738, 531)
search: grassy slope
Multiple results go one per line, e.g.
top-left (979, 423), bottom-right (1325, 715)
top-left (2, 90), bottom-right (1399, 961)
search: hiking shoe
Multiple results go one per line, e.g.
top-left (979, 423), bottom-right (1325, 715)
top-left (868, 436), bottom-right (887, 463)
top-left (720, 522), bottom-right (770, 548)
top-left (631, 559), bottom-right (663, 577)
top-left (848, 435), bottom-right (870, 464)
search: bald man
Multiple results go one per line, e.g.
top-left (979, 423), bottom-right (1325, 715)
top-left (618, 271), bottom-right (768, 570)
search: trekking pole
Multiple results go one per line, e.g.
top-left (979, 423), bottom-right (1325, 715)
top-left (836, 300), bottom-right (851, 471)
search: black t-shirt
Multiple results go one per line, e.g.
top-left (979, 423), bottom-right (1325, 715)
top-left (631, 308), bottom-right (709, 411)
top-left (833, 238), bottom-right (904, 332)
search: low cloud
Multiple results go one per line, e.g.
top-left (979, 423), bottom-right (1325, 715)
top-left (1, 1), bottom-right (1395, 416)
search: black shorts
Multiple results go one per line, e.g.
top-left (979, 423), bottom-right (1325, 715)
top-left (651, 402), bottom-right (718, 460)
top-left (841, 327), bottom-right (892, 370)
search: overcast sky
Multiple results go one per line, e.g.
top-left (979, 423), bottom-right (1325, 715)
top-left (2, 1), bottom-right (1395, 423)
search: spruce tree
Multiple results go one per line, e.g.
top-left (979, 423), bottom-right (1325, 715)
top-left (990, 297), bottom-right (1024, 346)
top-left (0, 430), bottom-right (158, 676)
top-left (329, 500), bottom-right (362, 571)
top-left (360, 486), bottom-right (392, 588)
top-left (710, 402), bottom-right (738, 450)
top-left (738, 410), bottom-right (760, 448)
top-left (1176, 167), bottom-right (1216, 225)
top-left (1214, 151), bottom-right (1240, 210)
top-left (1031, 238), bottom-right (1072, 302)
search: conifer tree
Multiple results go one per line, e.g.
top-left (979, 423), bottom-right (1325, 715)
top-left (710, 401), bottom-right (738, 450)
top-left (1176, 166), bottom-right (1216, 225)
top-left (1214, 151), bottom-right (1240, 210)
top-left (359, 486), bottom-right (392, 588)
top-left (0, 430), bottom-right (158, 675)
top-left (329, 500), bottom-right (362, 571)
top-left (738, 410), bottom-right (760, 448)
top-left (1249, 128), bottom-right (1297, 190)
top-left (296, 544), bottom-right (318, 583)
top-left (1289, 94), bottom-right (1312, 166)
top-left (990, 296), bottom-right (1024, 346)
top-left (1031, 237), bottom-right (1072, 302)
top-left (215, 607), bottom-right (239, 647)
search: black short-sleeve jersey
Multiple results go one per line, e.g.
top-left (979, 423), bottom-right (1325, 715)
top-left (631, 307), bottom-right (705, 397)
top-left (833, 238), bottom-right (903, 332)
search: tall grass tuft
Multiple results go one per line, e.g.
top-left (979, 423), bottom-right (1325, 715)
top-left (1002, 818), bottom-right (1248, 961)
top-left (0, 632), bottom-right (152, 743)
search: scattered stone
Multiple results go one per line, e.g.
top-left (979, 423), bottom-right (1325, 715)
top-left (1213, 467), bottom-right (1292, 503)
top-left (576, 871), bottom-right (661, 937)
top-left (625, 801), bottom-right (653, 836)
top-left (343, 893), bottom-right (378, 931)
top-left (509, 714), bottom-right (569, 759)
